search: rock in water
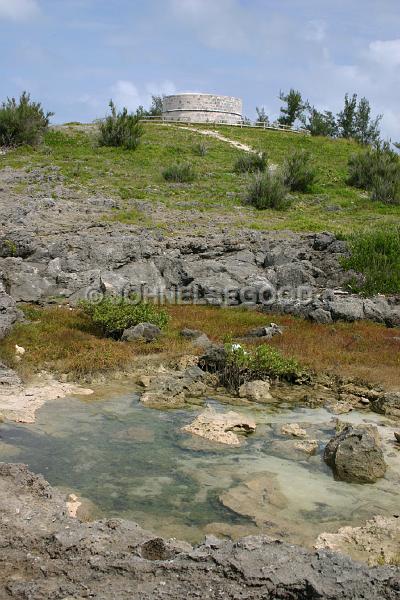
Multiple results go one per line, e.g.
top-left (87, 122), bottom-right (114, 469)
top-left (182, 407), bottom-right (256, 446)
top-left (219, 472), bottom-right (288, 525)
top-left (324, 425), bottom-right (387, 483)
top-left (239, 380), bottom-right (273, 402)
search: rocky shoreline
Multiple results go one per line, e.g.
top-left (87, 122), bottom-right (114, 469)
top-left (0, 462), bottom-right (399, 600)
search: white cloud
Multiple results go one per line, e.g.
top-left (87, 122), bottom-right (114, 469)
top-left (368, 39), bottom-right (400, 69)
top-left (79, 80), bottom-right (177, 115)
top-left (111, 80), bottom-right (176, 111)
top-left (0, 0), bottom-right (39, 20)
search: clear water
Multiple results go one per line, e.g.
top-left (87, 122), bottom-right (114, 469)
top-left (0, 387), bottom-right (399, 546)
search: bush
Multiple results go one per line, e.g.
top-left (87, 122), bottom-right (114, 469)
top-left (283, 149), bottom-right (316, 192)
top-left (80, 297), bottom-right (169, 339)
top-left (162, 162), bottom-right (196, 183)
top-left (99, 100), bottom-right (143, 150)
top-left (348, 143), bottom-right (400, 204)
top-left (220, 343), bottom-right (306, 392)
top-left (341, 225), bottom-right (400, 295)
top-left (234, 152), bottom-right (267, 173)
top-left (193, 142), bottom-right (208, 156)
top-left (246, 171), bottom-right (289, 210)
top-left (0, 91), bottom-right (53, 147)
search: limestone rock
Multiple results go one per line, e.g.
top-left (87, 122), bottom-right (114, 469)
top-left (182, 407), bottom-right (256, 445)
top-left (294, 439), bottom-right (319, 454)
top-left (281, 423), bottom-right (307, 438)
top-left (239, 380), bottom-right (273, 402)
top-left (315, 515), bottom-right (400, 566)
top-left (121, 322), bottom-right (161, 342)
top-left (324, 425), bottom-right (387, 483)
top-left (246, 322), bottom-right (283, 339)
top-left (372, 392), bottom-right (400, 418)
top-left (219, 472), bottom-right (288, 525)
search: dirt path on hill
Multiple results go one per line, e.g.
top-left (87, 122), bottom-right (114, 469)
top-left (171, 124), bottom-right (257, 153)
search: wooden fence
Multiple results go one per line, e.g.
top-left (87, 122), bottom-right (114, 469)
top-left (139, 115), bottom-right (310, 135)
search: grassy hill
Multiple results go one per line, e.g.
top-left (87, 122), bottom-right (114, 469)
top-left (2, 122), bottom-right (399, 234)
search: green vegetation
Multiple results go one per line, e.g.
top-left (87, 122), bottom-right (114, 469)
top-left (0, 91), bottom-right (53, 147)
top-left (341, 225), bottom-right (400, 295)
top-left (80, 297), bottom-right (169, 339)
top-left (234, 151), bottom-right (267, 173)
top-left (162, 162), bottom-right (196, 182)
top-left (99, 100), bottom-right (143, 150)
top-left (2, 120), bottom-right (400, 233)
top-left (193, 142), bottom-right (208, 156)
top-left (278, 89), bottom-right (305, 127)
top-left (220, 342), bottom-right (306, 391)
top-left (348, 143), bottom-right (400, 204)
top-left (283, 149), bottom-right (316, 192)
top-left (246, 171), bottom-right (289, 210)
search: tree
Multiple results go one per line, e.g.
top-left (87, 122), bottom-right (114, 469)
top-left (148, 95), bottom-right (164, 116)
top-left (277, 89), bottom-right (305, 127)
top-left (255, 106), bottom-right (269, 125)
top-left (302, 105), bottom-right (337, 137)
top-left (337, 94), bottom-right (382, 144)
top-left (337, 93), bottom-right (358, 139)
top-left (354, 97), bottom-right (382, 145)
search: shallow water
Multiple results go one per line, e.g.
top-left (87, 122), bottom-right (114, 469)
top-left (0, 389), bottom-right (399, 545)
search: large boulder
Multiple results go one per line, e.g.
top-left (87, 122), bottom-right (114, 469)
top-left (324, 425), bottom-right (387, 483)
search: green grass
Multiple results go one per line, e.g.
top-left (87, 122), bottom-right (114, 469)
top-left (1, 122), bottom-right (399, 233)
top-left (341, 225), bottom-right (400, 295)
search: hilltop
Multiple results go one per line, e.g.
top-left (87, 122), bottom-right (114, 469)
top-left (2, 121), bottom-right (399, 235)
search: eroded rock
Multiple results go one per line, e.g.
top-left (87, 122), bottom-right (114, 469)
top-left (324, 425), bottom-right (387, 483)
top-left (239, 380), bottom-right (273, 402)
top-left (182, 407), bottom-right (256, 445)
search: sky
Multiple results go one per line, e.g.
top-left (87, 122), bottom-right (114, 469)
top-left (1, 0), bottom-right (400, 139)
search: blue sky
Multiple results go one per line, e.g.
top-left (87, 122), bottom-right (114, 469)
top-left (1, 0), bottom-right (400, 139)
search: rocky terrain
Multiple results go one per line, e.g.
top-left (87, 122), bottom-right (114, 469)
top-left (0, 166), bottom-right (399, 327)
top-left (0, 147), bottom-right (400, 598)
top-left (0, 462), bottom-right (399, 600)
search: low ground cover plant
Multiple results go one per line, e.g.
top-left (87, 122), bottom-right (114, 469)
top-left (99, 100), bottom-right (143, 150)
top-left (162, 162), bottom-right (196, 182)
top-left (80, 296), bottom-right (169, 339)
top-left (0, 91), bottom-right (53, 147)
top-left (341, 225), bottom-right (400, 295)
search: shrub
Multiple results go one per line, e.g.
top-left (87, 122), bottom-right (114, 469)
top-left (99, 100), bottom-right (143, 150)
top-left (218, 343), bottom-right (306, 392)
top-left (341, 225), bottom-right (400, 295)
top-left (193, 142), bottom-right (208, 156)
top-left (162, 162), bottom-right (196, 183)
top-left (246, 171), bottom-right (289, 210)
top-left (234, 152), bottom-right (267, 173)
top-left (348, 143), bottom-right (400, 204)
top-left (0, 91), bottom-right (53, 147)
top-left (80, 297), bottom-right (169, 339)
top-left (283, 149), bottom-right (316, 192)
